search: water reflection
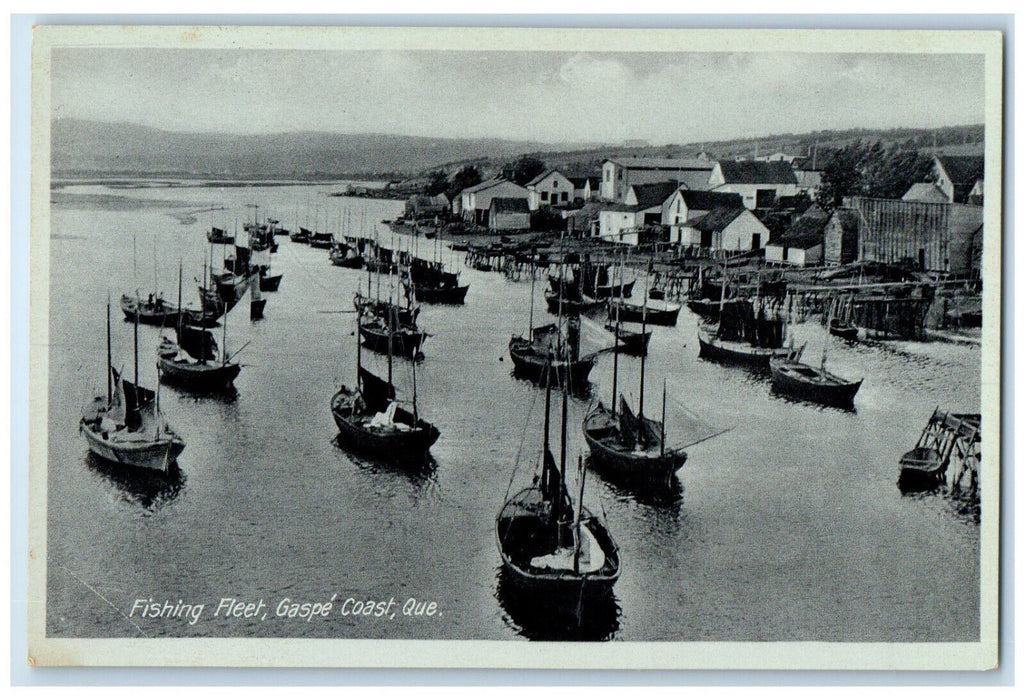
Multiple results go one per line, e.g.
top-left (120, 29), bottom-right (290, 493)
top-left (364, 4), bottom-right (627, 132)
top-left (602, 470), bottom-right (685, 512)
top-left (494, 566), bottom-right (621, 641)
top-left (331, 435), bottom-right (439, 486)
top-left (767, 388), bottom-right (859, 414)
top-left (84, 452), bottom-right (186, 511)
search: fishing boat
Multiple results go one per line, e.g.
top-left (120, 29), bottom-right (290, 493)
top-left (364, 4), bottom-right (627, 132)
top-left (898, 410), bottom-right (980, 491)
top-left (309, 231), bottom-right (334, 249)
top-left (290, 226), bottom-right (311, 243)
top-left (606, 298), bottom-right (681, 327)
top-left (331, 308), bottom-right (439, 460)
top-left (544, 289), bottom-right (603, 315)
top-left (207, 226), bottom-right (235, 245)
top-left (358, 313), bottom-right (428, 360)
top-left (602, 322), bottom-right (650, 355)
top-left (768, 344), bottom-right (863, 407)
top-left (697, 296), bottom-right (788, 369)
top-left (158, 265), bottom-right (242, 392)
top-left (329, 241), bottom-right (364, 269)
top-left (509, 321), bottom-right (596, 390)
top-left (119, 293), bottom-right (179, 327)
top-left (258, 268), bottom-right (283, 292)
top-left (828, 318), bottom-right (859, 341)
top-left (80, 299), bottom-right (185, 473)
top-left (404, 257), bottom-right (469, 305)
top-left (354, 292), bottom-right (419, 327)
top-left (496, 377), bottom-right (620, 602)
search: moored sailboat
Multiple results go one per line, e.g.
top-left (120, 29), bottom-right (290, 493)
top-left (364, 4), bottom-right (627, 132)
top-left (80, 298), bottom-right (185, 473)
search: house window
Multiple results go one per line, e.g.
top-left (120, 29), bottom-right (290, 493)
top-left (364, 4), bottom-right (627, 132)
top-left (553, 180), bottom-right (558, 188)
top-left (541, 191), bottom-right (549, 201)
top-left (561, 192), bottom-right (568, 202)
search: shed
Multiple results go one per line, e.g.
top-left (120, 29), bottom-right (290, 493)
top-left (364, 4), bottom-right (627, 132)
top-left (488, 197), bottom-right (531, 231)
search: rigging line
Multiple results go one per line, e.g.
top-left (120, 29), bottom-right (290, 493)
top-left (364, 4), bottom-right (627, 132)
top-left (504, 379), bottom-right (543, 503)
top-left (56, 563), bottom-right (151, 638)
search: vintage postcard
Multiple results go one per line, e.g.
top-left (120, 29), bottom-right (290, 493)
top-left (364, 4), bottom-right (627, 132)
top-left (26, 25), bottom-right (1003, 670)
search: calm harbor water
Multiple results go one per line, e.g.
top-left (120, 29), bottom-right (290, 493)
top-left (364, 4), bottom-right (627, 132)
top-left (46, 182), bottom-right (981, 642)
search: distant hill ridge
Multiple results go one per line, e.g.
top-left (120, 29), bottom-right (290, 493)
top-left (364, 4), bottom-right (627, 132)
top-left (51, 118), bottom-right (984, 181)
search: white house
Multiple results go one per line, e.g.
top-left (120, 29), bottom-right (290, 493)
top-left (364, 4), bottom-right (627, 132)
top-left (459, 178), bottom-right (530, 226)
top-left (933, 154), bottom-right (985, 204)
top-left (600, 157), bottom-right (715, 202)
top-left (677, 207), bottom-right (770, 253)
top-left (596, 181), bottom-right (679, 245)
top-left (708, 160), bottom-right (799, 209)
top-left (526, 169), bottom-right (574, 210)
top-left (582, 176), bottom-right (601, 202)
top-left (664, 189), bottom-right (745, 243)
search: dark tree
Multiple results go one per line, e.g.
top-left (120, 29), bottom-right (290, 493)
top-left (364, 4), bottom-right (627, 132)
top-left (816, 142), bottom-right (864, 209)
top-left (424, 169), bottom-right (448, 196)
top-left (447, 165), bottom-right (482, 200)
top-left (506, 155), bottom-right (546, 186)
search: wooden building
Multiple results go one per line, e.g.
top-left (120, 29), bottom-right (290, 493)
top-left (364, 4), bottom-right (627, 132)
top-left (822, 208), bottom-right (860, 265)
top-left (489, 197), bottom-right (531, 231)
top-left (708, 160), bottom-right (799, 209)
top-left (677, 206), bottom-right (770, 253)
top-left (458, 178), bottom-right (530, 226)
top-left (764, 209), bottom-right (829, 266)
top-left (847, 196), bottom-right (983, 275)
top-left (526, 169), bottom-right (573, 210)
top-left (600, 157), bottom-right (714, 202)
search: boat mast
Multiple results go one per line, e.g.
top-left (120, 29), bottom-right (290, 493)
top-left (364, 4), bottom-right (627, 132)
top-left (638, 260), bottom-right (649, 420)
top-left (356, 299), bottom-right (363, 396)
top-left (611, 250), bottom-right (621, 418)
top-left (822, 297), bottom-right (834, 371)
top-left (527, 248), bottom-right (535, 338)
top-left (411, 330), bottom-right (419, 424)
top-left (660, 379), bottom-right (667, 457)
top-left (558, 354), bottom-right (569, 544)
top-left (106, 295), bottom-right (112, 404)
top-left (222, 286), bottom-right (228, 367)
top-left (573, 454), bottom-right (586, 575)
top-left (386, 301), bottom-right (394, 389)
top-left (133, 291), bottom-right (140, 390)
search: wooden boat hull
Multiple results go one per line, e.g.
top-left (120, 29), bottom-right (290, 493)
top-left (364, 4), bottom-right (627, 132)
top-left (604, 324), bottom-right (651, 355)
top-left (828, 323), bottom-right (859, 341)
top-left (259, 273), bottom-right (282, 292)
top-left (354, 295), bottom-right (419, 326)
top-left (545, 293), bottom-right (603, 315)
top-left (80, 420), bottom-right (184, 473)
top-left (120, 296), bottom-right (180, 327)
top-left (769, 357), bottom-right (862, 407)
top-left (582, 406), bottom-right (686, 486)
top-left (330, 252), bottom-right (364, 268)
top-left (898, 447), bottom-right (946, 491)
top-left (686, 299), bottom-right (723, 318)
top-left (697, 331), bottom-right (783, 369)
top-left (358, 324), bottom-right (427, 359)
top-left (508, 336), bottom-right (595, 389)
top-left (157, 357), bottom-right (241, 392)
top-left (607, 301), bottom-right (681, 327)
top-left (309, 235), bottom-right (334, 249)
top-left (330, 387), bottom-right (439, 458)
top-left (496, 487), bottom-right (620, 600)
top-left (406, 283), bottom-right (469, 305)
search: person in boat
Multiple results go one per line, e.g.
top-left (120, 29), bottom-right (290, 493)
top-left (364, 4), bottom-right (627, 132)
top-left (148, 293), bottom-right (154, 307)
top-left (155, 293), bottom-right (164, 311)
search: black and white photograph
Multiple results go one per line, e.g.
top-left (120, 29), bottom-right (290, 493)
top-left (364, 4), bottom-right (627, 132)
top-left (26, 25), bottom-right (1002, 669)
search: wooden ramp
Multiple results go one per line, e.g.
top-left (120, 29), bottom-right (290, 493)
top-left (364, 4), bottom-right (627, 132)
top-left (900, 408), bottom-right (981, 493)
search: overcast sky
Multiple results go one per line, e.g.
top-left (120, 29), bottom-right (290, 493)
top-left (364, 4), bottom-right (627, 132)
top-left (52, 49), bottom-right (986, 145)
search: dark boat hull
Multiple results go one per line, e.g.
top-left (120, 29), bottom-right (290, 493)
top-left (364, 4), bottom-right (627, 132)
top-left (545, 293), bottom-right (603, 315)
top-left (898, 447), bottom-right (946, 491)
top-left (607, 301), bottom-right (681, 327)
top-left (686, 299), bottom-right (724, 318)
top-left (829, 322), bottom-right (859, 341)
top-left (496, 488), bottom-right (620, 600)
top-left (508, 336), bottom-right (595, 389)
top-left (353, 294), bottom-right (419, 326)
top-left (359, 325), bottom-right (427, 359)
top-left (250, 298), bottom-right (267, 320)
top-left (330, 252), bottom-right (364, 268)
top-left (259, 273), bottom-right (282, 292)
top-left (157, 357), bottom-right (241, 392)
top-left (406, 284), bottom-right (469, 305)
top-left (697, 331), bottom-right (783, 369)
top-left (604, 324), bottom-right (651, 355)
top-left (120, 296), bottom-right (180, 327)
top-left (330, 387), bottom-right (439, 458)
top-left (582, 406), bottom-right (686, 486)
top-left (769, 357), bottom-right (862, 407)
top-left (80, 420), bottom-right (185, 473)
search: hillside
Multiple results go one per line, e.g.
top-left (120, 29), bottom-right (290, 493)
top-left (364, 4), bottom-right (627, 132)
top-left (50, 119), bottom-right (601, 180)
top-left (51, 118), bottom-right (985, 182)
